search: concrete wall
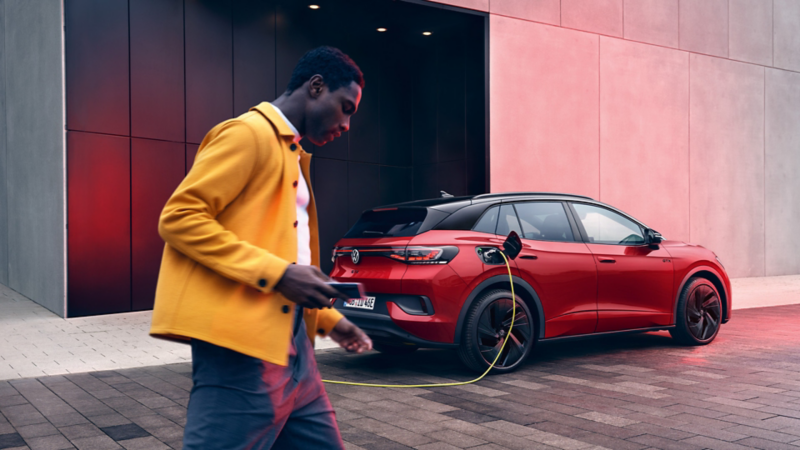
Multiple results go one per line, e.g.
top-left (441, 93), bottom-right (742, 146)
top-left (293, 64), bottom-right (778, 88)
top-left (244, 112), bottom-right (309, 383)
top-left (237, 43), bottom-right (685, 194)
top-left (431, 0), bottom-right (800, 279)
top-left (1, 0), bottom-right (66, 315)
top-left (0, 0), bottom-right (8, 287)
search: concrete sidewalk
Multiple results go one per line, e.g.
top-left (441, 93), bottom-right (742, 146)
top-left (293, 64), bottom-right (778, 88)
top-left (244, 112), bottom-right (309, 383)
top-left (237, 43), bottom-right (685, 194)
top-left (1, 275), bottom-right (798, 381)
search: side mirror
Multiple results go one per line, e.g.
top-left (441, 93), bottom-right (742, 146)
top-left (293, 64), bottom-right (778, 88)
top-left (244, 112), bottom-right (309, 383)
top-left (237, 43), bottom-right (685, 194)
top-left (645, 229), bottom-right (662, 245)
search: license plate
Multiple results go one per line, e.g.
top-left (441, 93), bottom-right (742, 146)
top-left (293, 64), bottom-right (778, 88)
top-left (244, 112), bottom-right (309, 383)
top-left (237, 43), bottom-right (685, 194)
top-left (343, 297), bottom-right (375, 310)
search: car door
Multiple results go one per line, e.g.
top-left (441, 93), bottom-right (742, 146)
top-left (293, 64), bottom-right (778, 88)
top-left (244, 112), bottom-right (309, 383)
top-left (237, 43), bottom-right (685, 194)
top-left (568, 202), bottom-right (673, 332)
top-left (511, 201), bottom-right (598, 338)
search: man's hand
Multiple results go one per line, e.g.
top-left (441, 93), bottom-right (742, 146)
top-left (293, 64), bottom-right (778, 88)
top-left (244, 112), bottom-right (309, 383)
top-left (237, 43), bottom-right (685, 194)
top-left (328, 318), bottom-right (372, 353)
top-left (274, 265), bottom-right (346, 309)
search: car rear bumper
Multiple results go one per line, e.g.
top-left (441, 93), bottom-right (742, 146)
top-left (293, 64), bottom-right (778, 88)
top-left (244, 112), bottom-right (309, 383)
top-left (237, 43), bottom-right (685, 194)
top-left (333, 295), bottom-right (459, 348)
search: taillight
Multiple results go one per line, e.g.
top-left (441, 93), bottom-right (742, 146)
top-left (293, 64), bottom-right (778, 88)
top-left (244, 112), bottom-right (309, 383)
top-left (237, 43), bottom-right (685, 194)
top-left (332, 246), bottom-right (459, 265)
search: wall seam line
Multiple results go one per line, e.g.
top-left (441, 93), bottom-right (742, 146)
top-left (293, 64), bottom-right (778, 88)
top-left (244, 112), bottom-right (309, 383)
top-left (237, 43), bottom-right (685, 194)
top-left (688, 52), bottom-right (691, 245)
top-left (763, 66), bottom-right (766, 276)
top-left (128, 0), bottom-right (133, 312)
top-left (60, 0), bottom-right (68, 317)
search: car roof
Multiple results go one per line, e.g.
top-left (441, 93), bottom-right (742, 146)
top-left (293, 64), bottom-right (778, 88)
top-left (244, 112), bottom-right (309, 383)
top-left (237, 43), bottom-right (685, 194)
top-left (372, 192), bottom-right (651, 229)
top-left (377, 192), bottom-right (594, 210)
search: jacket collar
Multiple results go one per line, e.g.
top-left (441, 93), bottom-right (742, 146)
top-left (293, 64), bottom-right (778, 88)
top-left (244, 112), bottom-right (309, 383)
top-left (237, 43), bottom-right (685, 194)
top-left (251, 101), bottom-right (297, 140)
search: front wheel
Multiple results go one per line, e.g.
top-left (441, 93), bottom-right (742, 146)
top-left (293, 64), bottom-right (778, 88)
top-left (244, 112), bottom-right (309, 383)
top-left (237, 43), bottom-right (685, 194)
top-left (670, 277), bottom-right (722, 345)
top-left (457, 290), bottom-right (535, 373)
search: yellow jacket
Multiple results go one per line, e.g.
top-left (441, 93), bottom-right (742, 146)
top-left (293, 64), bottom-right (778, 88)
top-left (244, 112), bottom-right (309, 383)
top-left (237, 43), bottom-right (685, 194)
top-left (150, 102), bottom-right (343, 366)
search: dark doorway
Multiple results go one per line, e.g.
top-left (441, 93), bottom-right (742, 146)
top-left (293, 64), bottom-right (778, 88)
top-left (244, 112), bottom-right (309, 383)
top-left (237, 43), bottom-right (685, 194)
top-left (65, 0), bottom-right (487, 316)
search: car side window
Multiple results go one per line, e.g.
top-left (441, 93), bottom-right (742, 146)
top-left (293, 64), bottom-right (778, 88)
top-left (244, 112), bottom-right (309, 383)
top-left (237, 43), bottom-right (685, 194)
top-left (514, 202), bottom-right (575, 242)
top-left (572, 203), bottom-right (645, 245)
top-left (496, 204), bottom-right (522, 237)
top-left (472, 206), bottom-right (499, 234)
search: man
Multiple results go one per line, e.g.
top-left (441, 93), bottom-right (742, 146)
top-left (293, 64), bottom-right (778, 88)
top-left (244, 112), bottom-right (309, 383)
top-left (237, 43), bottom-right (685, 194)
top-left (150, 46), bottom-right (372, 449)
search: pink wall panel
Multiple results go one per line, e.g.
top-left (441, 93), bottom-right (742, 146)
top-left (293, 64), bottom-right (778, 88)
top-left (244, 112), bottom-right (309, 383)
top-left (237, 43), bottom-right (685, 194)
top-left (623, 0), bottom-right (679, 48)
top-left (490, 15), bottom-right (599, 198)
top-left (561, 0), bottom-right (623, 37)
top-left (490, 0), bottom-right (561, 26)
top-left (599, 37), bottom-right (689, 242)
top-left (765, 69), bottom-right (800, 276)
top-left (426, 0), bottom-right (488, 12)
top-left (690, 54), bottom-right (764, 278)
top-left (679, 0), bottom-right (728, 58)
top-left (729, 0), bottom-right (773, 67)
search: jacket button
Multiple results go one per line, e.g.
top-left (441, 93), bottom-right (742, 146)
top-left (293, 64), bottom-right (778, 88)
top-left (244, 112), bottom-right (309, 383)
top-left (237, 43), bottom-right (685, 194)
top-left (290, 143), bottom-right (297, 151)
top-left (318, 328), bottom-right (325, 334)
top-left (293, 221), bottom-right (298, 228)
top-left (258, 279), bottom-right (267, 288)
top-left (282, 305), bottom-right (290, 313)
top-left (293, 180), bottom-right (298, 188)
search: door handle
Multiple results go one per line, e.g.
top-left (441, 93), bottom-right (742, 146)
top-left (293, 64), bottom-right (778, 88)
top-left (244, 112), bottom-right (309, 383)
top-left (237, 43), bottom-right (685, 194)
top-left (598, 257), bottom-right (616, 263)
top-left (520, 255), bottom-right (537, 260)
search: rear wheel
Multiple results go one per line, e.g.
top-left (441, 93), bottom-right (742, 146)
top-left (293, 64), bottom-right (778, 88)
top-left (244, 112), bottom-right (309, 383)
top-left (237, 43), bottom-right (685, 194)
top-left (373, 343), bottom-right (418, 355)
top-left (670, 277), bottom-right (722, 345)
top-left (457, 289), bottom-right (535, 373)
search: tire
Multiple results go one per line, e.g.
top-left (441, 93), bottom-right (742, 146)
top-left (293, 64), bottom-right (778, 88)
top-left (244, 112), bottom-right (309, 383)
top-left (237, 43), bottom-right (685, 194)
top-left (457, 289), bottom-right (536, 373)
top-left (669, 277), bottom-right (723, 345)
top-left (373, 343), bottom-right (419, 355)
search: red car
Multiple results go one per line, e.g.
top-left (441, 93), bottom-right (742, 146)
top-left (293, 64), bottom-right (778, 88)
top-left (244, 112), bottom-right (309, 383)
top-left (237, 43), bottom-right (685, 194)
top-left (331, 192), bottom-right (731, 372)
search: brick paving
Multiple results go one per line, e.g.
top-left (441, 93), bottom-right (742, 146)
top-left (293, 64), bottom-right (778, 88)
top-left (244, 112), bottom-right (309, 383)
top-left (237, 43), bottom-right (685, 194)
top-left (2, 304), bottom-right (800, 449)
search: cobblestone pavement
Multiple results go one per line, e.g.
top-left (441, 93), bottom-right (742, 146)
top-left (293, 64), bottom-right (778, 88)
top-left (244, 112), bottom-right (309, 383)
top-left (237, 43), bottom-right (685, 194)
top-left (2, 305), bottom-right (800, 449)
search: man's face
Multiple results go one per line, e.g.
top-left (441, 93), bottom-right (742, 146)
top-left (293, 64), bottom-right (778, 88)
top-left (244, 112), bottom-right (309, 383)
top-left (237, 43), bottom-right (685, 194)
top-left (305, 80), bottom-right (362, 146)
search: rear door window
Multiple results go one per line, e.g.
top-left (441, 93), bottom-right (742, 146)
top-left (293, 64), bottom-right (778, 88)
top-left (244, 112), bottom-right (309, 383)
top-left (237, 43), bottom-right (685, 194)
top-left (515, 202), bottom-right (575, 242)
top-left (496, 204), bottom-right (523, 237)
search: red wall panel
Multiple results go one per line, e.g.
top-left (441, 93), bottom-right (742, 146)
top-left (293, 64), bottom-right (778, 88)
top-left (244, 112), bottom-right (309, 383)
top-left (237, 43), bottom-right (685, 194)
top-left (67, 132), bottom-right (131, 317)
top-left (131, 139), bottom-right (186, 311)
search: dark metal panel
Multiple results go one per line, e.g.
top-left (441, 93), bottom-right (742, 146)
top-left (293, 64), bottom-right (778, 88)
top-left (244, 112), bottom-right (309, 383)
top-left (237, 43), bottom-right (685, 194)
top-left (347, 42), bottom-right (381, 165)
top-left (379, 40), bottom-right (413, 168)
top-left (380, 166), bottom-right (413, 206)
top-left (185, 0), bottom-right (233, 144)
top-left (412, 43), bottom-right (438, 166)
top-left (64, 0), bottom-right (129, 136)
top-left (233, 0), bottom-right (276, 116)
top-left (186, 144), bottom-right (200, 174)
top-left (438, 159), bottom-right (466, 196)
top-left (437, 33), bottom-right (466, 163)
top-left (413, 163), bottom-right (438, 200)
top-left (67, 132), bottom-right (131, 317)
top-left (131, 139), bottom-right (185, 311)
top-left (347, 162), bottom-right (381, 226)
top-left (315, 158), bottom-right (349, 275)
top-left (130, 0), bottom-right (184, 142)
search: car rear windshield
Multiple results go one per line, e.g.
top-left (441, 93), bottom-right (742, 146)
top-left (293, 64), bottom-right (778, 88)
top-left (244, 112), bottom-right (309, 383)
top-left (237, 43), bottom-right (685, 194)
top-left (344, 208), bottom-right (430, 238)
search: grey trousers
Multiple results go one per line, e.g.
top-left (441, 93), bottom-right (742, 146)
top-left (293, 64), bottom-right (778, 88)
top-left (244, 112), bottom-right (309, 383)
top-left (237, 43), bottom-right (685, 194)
top-left (183, 322), bottom-right (344, 450)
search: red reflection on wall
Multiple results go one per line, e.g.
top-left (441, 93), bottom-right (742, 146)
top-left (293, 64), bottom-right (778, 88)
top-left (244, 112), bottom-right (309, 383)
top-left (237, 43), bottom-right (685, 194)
top-left (67, 132), bottom-right (131, 317)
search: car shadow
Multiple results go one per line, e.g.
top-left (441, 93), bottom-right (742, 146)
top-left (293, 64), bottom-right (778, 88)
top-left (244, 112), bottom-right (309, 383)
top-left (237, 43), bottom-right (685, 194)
top-left (318, 331), bottom-right (683, 379)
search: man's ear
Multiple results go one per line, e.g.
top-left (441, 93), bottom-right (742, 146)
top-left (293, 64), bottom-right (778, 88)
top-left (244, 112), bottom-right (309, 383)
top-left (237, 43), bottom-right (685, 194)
top-left (309, 74), bottom-right (325, 98)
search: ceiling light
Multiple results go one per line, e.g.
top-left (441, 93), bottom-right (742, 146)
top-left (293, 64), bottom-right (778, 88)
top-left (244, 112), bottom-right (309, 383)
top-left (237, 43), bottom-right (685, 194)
top-left (309, 5), bottom-right (320, 9)
top-left (422, 31), bottom-right (432, 36)
top-left (377, 28), bottom-right (387, 32)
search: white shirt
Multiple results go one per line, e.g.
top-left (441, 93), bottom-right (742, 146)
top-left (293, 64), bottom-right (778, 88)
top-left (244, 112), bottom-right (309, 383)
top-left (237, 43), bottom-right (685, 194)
top-left (270, 104), bottom-right (311, 266)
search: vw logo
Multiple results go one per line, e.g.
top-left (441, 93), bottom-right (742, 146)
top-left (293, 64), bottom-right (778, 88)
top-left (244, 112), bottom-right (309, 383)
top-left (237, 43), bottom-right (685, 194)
top-left (351, 249), bottom-right (360, 265)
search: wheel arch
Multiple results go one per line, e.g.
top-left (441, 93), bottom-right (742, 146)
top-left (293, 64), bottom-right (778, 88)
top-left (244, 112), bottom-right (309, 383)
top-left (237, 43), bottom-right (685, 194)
top-left (453, 275), bottom-right (546, 344)
top-left (675, 267), bottom-right (730, 324)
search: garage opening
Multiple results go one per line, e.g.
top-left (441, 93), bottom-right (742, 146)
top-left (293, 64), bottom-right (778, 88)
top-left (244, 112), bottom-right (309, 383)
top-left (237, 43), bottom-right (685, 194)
top-left (65, 0), bottom-right (487, 316)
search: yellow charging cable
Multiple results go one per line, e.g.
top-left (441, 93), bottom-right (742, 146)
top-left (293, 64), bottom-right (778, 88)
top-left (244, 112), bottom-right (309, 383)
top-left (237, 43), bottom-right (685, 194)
top-left (322, 251), bottom-right (515, 388)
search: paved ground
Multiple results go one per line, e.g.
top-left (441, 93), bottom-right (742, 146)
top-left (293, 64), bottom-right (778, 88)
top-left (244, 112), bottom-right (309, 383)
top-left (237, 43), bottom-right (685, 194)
top-left (3, 276), bottom-right (800, 381)
top-left (2, 304), bottom-right (800, 450)
top-left (0, 284), bottom-right (337, 381)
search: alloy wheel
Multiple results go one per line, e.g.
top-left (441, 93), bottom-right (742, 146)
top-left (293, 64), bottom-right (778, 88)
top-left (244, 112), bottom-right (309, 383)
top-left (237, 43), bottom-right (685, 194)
top-left (477, 298), bottom-right (532, 368)
top-left (686, 284), bottom-right (721, 341)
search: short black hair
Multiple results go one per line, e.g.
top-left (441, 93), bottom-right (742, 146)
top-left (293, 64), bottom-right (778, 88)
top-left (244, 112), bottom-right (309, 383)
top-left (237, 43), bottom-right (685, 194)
top-left (286, 46), bottom-right (364, 94)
